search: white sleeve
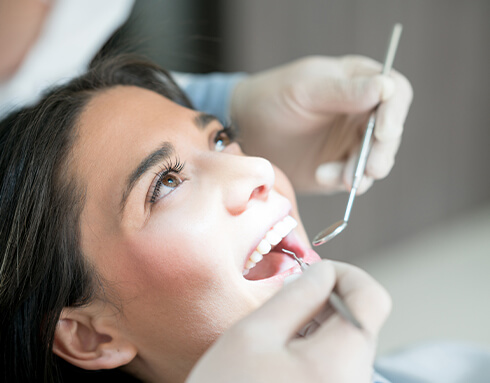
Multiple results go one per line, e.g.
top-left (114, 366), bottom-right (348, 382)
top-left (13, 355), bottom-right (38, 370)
top-left (0, 0), bottom-right (134, 118)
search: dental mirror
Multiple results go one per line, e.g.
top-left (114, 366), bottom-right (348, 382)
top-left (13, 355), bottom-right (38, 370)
top-left (313, 23), bottom-right (403, 247)
top-left (313, 220), bottom-right (347, 246)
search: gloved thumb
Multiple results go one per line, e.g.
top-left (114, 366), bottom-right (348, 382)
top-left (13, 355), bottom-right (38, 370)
top-left (315, 162), bottom-right (345, 192)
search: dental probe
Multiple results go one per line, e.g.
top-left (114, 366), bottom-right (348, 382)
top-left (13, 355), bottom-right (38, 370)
top-left (281, 249), bottom-right (363, 330)
top-left (313, 23), bottom-right (403, 246)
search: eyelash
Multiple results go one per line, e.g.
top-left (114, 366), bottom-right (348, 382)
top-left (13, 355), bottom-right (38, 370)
top-left (149, 159), bottom-right (185, 204)
top-left (148, 125), bottom-right (237, 204)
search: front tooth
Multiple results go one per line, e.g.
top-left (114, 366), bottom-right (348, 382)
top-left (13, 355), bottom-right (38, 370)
top-left (266, 231), bottom-right (282, 246)
top-left (250, 251), bottom-right (263, 263)
top-left (273, 221), bottom-right (290, 237)
top-left (245, 260), bottom-right (257, 270)
top-left (257, 239), bottom-right (272, 255)
top-left (283, 216), bottom-right (298, 230)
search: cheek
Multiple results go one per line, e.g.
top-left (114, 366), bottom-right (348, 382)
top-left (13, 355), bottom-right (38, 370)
top-left (272, 164), bottom-right (311, 244)
top-left (121, 228), bottom-right (215, 299)
top-left (111, 211), bottom-right (251, 353)
top-left (272, 164), bottom-right (298, 212)
top-left (117, 201), bottom-right (234, 306)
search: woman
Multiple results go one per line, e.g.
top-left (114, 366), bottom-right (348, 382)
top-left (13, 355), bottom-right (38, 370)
top-left (0, 55), bottom-right (391, 382)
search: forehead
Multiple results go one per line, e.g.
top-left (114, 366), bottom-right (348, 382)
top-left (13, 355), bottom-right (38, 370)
top-left (73, 85), bottom-right (196, 174)
top-left (72, 86), bottom-right (197, 226)
top-left (76, 85), bottom-right (194, 147)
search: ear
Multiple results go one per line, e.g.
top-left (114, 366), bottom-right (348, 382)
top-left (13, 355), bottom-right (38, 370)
top-left (53, 303), bottom-right (137, 371)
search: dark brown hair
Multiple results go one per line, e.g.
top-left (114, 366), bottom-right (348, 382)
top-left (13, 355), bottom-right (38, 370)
top-left (0, 55), bottom-right (192, 382)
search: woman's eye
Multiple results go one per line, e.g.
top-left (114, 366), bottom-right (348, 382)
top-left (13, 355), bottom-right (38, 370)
top-left (150, 173), bottom-right (183, 203)
top-left (213, 127), bottom-right (235, 152)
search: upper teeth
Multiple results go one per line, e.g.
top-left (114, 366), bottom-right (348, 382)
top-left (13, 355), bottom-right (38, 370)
top-left (243, 215), bottom-right (298, 275)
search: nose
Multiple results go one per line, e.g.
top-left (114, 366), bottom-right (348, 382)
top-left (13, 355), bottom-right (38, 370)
top-left (221, 155), bottom-right (275, 216)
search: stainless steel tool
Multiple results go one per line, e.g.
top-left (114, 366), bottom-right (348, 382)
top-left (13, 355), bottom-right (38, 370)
top-left (313, 23), bottom-right (403, 246)
top-left (282, 249), bottom-right (363, 330)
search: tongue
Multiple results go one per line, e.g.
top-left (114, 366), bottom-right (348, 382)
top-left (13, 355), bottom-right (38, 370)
top-left (244, 251), bottom-right (297, 281)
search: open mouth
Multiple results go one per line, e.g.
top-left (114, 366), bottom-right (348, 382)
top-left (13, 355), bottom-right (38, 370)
top-left (243, 215), bottom-right (305, 281)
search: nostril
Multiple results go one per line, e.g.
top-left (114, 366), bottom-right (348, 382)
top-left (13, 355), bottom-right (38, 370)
top-left (224, 157), bottom-right (275, 215)
top-left (250, 185), bottom-right (269, 202)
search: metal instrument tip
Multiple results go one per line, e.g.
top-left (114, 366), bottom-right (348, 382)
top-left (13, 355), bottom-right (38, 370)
top-left (282, 248), bottom-right (309, 270)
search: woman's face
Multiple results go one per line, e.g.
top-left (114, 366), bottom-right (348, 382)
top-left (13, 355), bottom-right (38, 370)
top-left (73, 85), bottom-right (321, 378)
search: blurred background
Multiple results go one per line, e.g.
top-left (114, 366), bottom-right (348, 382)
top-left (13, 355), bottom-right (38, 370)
top-left (113, 0), bottom-right (490, 355)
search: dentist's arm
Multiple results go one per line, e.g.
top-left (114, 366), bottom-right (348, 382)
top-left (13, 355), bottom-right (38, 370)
top-left (186, 260), bottom-right (392, 383)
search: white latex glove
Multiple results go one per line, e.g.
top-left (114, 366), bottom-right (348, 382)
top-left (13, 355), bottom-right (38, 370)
top-left (186, 261), bottom-right (391, 383)
top-left (231, 55), bottom-right (413, 194)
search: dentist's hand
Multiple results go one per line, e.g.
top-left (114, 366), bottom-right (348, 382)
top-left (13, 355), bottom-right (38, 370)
top-left (231, 55), bottom-right (413, 194)
top-left (186, 261), bottom-right (391, 383)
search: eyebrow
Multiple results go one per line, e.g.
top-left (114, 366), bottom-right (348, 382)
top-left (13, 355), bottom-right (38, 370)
top-left (119, 112), bottom-right (220, 213)
top-left (194, 112), bottom-right (219, 130)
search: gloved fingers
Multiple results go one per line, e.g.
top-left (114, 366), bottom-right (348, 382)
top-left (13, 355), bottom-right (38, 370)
top-left (327, 262), bottom-right (392, 337)
top-left (305, 74), bottom-right (395, 115)
top-left (315, 160), bottom-right (373, 194)
top-left (341, 55), bottom-right (397, 102)
top-left (341, 55), bottom-right (412, 143)
top-left (293, 261), bottom-right (391, 366)
top-left (315, 138), bottom-right (397, 192)
top-left (365, 137), bottom-right (401, 180)
top-left (342, 55), bottom-right (383, 77)
top-left (342, 152), bottom-right (374, 194)
top-left (373, 70), bottom-right (413, 143)
top-left (235, 261), bottom-right (336, 344)
top-left (315, 162), bottom-right (346, 192)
